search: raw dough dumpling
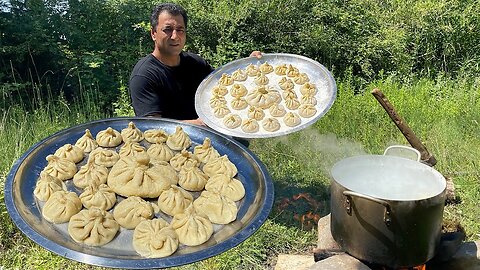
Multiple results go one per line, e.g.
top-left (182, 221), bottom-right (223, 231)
top-left (75, 129), bottom-right (98, 153)
top-left (300, 82), bottom-right (317, 96)
top-left (300, 95), bottom-right (317, 106)
top-left (68, 208), bottom-right (119, 246)
top-left (149, 160), bottom-right (179, 185)
top-left (113, 196), bottom-right (156, 229)
top-left (298, 104), bottom-right (317, 118)
top-left (54, 144), bottom-right (84, 163)
top-left (247, 106), bottom-right (265, 121)
top-left (133, 219), bottom-right (179, 258)
top-left (259, 62), bottom-right (274, 74)
top-left (262, 118), bottom-right (281, 132)
top-left (96, 127), bottom-right (122, 147)
top-left (274, 64), bottom-right (288, 76)
top-left (119, 141), bottom-right (147, 158)
top-left (193, 190), bottom-right (238, 224)
top-left (230, 84), bottom-right (248, 97)
top-left (223, 114), bottom-right (242, 129)
top-left (211, 85), bottom-right (228, 96)
top-left (79, 183), bottom-right (117, 210)
top-left (34, 171), bottom-right (66, 201)
top-left (230, 97), bottom-right (248, 110)
top-left (166, 126), bottom-right (192, 151)
top-left (193, 137), bottom-right (220, 163)
top-left (43, 155), bottom-right (77, 181)
top-left (209, 94), bottom-right (227, 108)
top-left (283, 112), bottom-right (302, 127)
top-left (232, 69), bottom-right (247, 81)
top-left (205, 174), bottom-right (245, 201)
top-left (284, 97), bottom-right (301, 110)
top-left (89, 147), bottom-right (120, 167)
top-left (144, 129), bottom-right (168, 144)
top-left (213, 104), bottom-right (230, 118)
top-left (254, 73), bottom-right (269, 86)
top-left (245, 64), bottom-right (260, 77)
top-left (241, 118), bottom-right (259, 133)
top-left (278, 77), bottom-right (294, 91)
top-left (293, 73), bottom-right (310, 85)
top-left (269, 103), bottom-right (287, 117)
top-left (218, 73), bottom-right (234, 86)
top-left (170, 149), bottom-right (199, 171)
top-left (121, 121), bottom-right (144, 143)
top-left (178, 165), bottom-right (209, 192)
top-left (73, 158), bottom-right (108, 189)
top-left (286, 64), bottom-right (300, 77)
top-left (107, 156), bottom-right (172, 198)
top-left (158, 185), bottom-right (193, 216)
top-left (147, 142), bottom-right (174, 162)
top-left (282, 88), bottom-right (298, 100)
top-left (42, 190), bottom-right (82, 224)
top-left (203, 155), bottom-right (237, 178)
top-left (171, 205), bottom-right (213, 246)
top-left (245, 86), bottom-right (277, 109)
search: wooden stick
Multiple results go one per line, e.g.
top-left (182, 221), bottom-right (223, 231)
top-left (371, 88), bottom-right (437, 167)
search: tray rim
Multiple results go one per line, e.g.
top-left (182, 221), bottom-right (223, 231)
top-left (4, 116), bottom-right (275, 269)
top-left (195, 53), bottom-right (337, 138)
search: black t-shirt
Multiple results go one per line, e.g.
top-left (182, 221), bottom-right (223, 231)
top-left (129, 52), bottom-right (214, 119)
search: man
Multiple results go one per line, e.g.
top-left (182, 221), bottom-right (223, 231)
top-left (130, 3), bottom-right (261, 126)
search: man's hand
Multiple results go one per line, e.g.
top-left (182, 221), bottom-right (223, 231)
top-left (183, 118), bottom-right (205, 126)
top-left (250, 51), bottom-right (263, 58)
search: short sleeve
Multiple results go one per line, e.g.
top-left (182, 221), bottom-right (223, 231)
top-left (129, 74), bottom-right (164, 117)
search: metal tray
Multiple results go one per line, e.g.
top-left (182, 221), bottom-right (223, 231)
top-left (195, 53), bottom-right (337, 138)
top-left (4, 117), bottom-right (274, 269)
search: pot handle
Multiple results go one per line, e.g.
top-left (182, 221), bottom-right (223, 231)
top-left (383, 145), bottom-right (421, 162)
top-left (343, 190), bottom-right (392, 226)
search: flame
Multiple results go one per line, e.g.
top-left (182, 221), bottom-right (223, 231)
top-left (278, 192), bottom-right (322, 230)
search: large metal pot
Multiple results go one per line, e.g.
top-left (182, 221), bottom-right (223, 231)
top-left (330, 149), bottom-right (446, 268)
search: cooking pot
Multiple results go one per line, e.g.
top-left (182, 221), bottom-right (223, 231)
top-left (330, 146), bottom-right (446, 268)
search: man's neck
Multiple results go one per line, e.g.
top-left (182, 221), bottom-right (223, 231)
top-left (152, 51), bottom-right (181, 67)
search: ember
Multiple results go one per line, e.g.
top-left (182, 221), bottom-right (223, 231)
top-left (277, 192), bottom-right (322, 230)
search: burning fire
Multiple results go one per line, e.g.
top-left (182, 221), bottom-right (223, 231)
top-left (277, 192), bottom-right (321, 230)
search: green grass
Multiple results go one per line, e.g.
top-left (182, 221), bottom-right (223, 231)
top-left (1, 75), bottom-right (479, 269)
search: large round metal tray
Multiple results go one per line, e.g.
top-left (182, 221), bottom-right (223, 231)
top-left (4, 117), bottom-right (274, 269)
top-left (195, 53), bottom-right (337, 138)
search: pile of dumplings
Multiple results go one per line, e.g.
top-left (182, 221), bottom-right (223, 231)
top-left (209, 62), bottom-right (319, 134)
top-left (34, 122), bottom-right (246, 258)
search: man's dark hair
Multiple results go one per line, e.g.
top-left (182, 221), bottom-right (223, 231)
top-left (150, 3), bottom-right (188, 31)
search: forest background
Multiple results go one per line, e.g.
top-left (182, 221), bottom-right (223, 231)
top-left (0, 0), bottom-right (479, 269)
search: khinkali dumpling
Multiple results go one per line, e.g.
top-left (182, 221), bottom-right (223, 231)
top-left (283, 112), bottom-right (302, 127)
top-left (73, 158), bottom-right (108, 188)
top-left (205, 174), bottom-right (245, 201)
top-left (274, 64), bottom-right (287, 76)
top-left (193, 190), bottom-right (238, 224)
top-left (262, 118), bottom-right (281, 132)
top-left (282, 88), bottom-right (298, 100)
top-left (218, 73), bottom-right (234, 86)
top-left (34, 171), bottom-right (66, 201)
top-left (259, 62), bottom-right (274, 74)
top-left (232, 69), bottom-right (247, 81)
top-left (300, 82), bottom-right (317, 96)
top-left (300, 95), bottom-right (317, 105)
top-left (42, 190), bottom-right (82, 224)
top-left (293, 72), bottom-right (310, 85)
top-left (171, 205), bottom-right (213, 246)
top-left (241, 118), bottom-right (259, 133)
top-left (209, 94), bottom-right (227, 108)
top-left (170, 149), bottom-right (199, 171)
top-left (254, 74), bottom-right (269, 86)
top-left (89, 147), bottom-right (120, 167)
top-left (133, 219), bottom-right (179, 258)
top-left (245, 86), bottom-right (277, 109)
top-left (298, 104), bottom-right (317, 118)
top-left (113, 196), bottom-right (156, 229)
top-left (211, 85), bottom-right (228, 96)
top-left (286, 64), bottom-right (300, 77)
top-left (213, 104), bottom-right (230, 118)
top-left (284, 97), bottom-right (301, 110)
top-left (54, 144), bottom-right (84, 163)
top-left (269, 103), bottom-right (287, 117)
top-left (245, 64), bottom-right (260, 77)
top-left (75, 129), bottom-right (98, 152)
top-left (96, 127), bottom-right (122, 147)
top-left (158, 185), bottom-right (193, 216)
top-left (147, 142), bottom-right (174, 162)
top-left (166, 126), bottom-right (191, 151)
top-left (149, 160), bottom-right (179, 185)
top-left (247, 106), bottom-right (265, 120)
top-left (230, 84), bottom-right (248, 97)
top-left (42, 155), bottom-right (77, 180)
top-left (144, 129), bottom-right (168, 144)
top-left (68, 208), bottom-right (119, 246)
top-left (193, 137), bottom-right (220, 163)
top-left (223, 114), bottom-right (242, 129)
top-left (119, 141), bottom-right (146, 158)
top-left (107, 155), bottom-right (172, 198)
top-left (121, 121), bottom-right (144, 142)
top-left (203, 155), bottom-right (237, 178)
top-left (230, 97), bottom-right (248, 110)
top-left (278, 77), bottom-right (294, 91)
top-left (178, 165), bottom-right (208, 191)
top-left (79, 183), bottom-right (116, 210)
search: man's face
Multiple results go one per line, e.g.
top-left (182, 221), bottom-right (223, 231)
top-left (151, 11), bottom-right (186, 57)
